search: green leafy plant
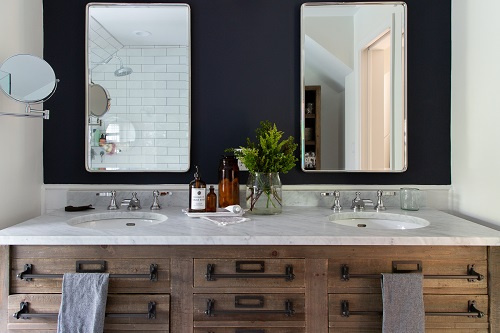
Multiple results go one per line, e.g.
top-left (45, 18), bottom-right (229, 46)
top-left (228, 120), bottom-right (298, 173)
top-left (227, 121), bottom-right (297, 213)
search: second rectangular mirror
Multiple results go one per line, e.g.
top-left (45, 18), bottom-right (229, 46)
top-left (86, 3), bottom-right (190, 172)
top-left (301, 2), bottom-right (406, 172)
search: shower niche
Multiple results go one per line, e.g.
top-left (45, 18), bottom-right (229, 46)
top-left (86, 3), bottom-right (191, 172)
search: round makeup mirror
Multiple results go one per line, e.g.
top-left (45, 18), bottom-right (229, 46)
top-left (89, 83), bottom-right (111, 117)
top-left (0, 54), bottom-right (58, 104)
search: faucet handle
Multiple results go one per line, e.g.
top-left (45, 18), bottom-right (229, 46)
top-left (375, 190), bottom-right (386, 211)
top-left (321, 191), bottom-right (342, 212)
top-left (351, 192), bottom-right (364, 211)
top-left (96, 190), bottom-right (118, 210)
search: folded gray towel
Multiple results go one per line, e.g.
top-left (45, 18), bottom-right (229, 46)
top-left (381, 273), bottom-right (425, 333)
top-left (57, 273), bottom-right (110, 333)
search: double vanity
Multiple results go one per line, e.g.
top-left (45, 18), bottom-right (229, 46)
top-left (1, 193), bottom-right (500, 332)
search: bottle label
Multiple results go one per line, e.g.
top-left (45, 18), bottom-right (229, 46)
top-left (190, 188), bottom-right (206, 210)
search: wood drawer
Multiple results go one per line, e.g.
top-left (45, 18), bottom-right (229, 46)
top-left (328, 294), bottom-right (489, 331)
top-left (8, 294), bottom-right (170, 331)
top-left (194, 259), bottom-right (304, 288)
top-left (11, 258), bottom-right (170, 294)
top-left (193, 293), bottom-right (305, 324)
top-left (194, 328), bottom-right (305, 333)
top-left (328, 247), bottom-right (488, 294)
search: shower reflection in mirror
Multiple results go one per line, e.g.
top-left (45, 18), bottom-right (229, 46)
top-left (86, 3), bottom-right (191, 172)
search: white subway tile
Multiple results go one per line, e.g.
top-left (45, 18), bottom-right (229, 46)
top-left (180, 139), bottom-right (189, 148)
top-left (167, 130), bottom-right (189, 139)
top-left (168, 147), bottom-right (189, 156)
top-left (155, 73), bottom-right (179, 81)
top-left (155, 56), bottom-right (180, 65)
top-left (126, 97), bottom-right (142, 105)
top-left (126, 49), bottom-right (142, 56)
top-left (167, 64), bottom-right (188, 73)
top-left (167, 97), bottom-right (189, 106)
top-left (155, 106), bottom-right (179, 114)
top-left (155, 122), bottom-right (179, 131)
top-left (143, 81), bottom-right (166, 89)
top-left (142, 114), bottom-right (166, 122)
top-left (129, 56), bottom-right (155, 64)
top-left (142, 48), bottom-right (167, 56)
top-left (167, 81), bottom-right (189, 90)
top-left (129, 89), bottom-right (155, 98)
top-left (143, 147), bottom-right (168, 155)
top-left (129, 72), bottom-right (155, 81)
top-left (156, 155), bottom-right (180, 164)
top-left (155, 89), bottom-right (179, 98)
top-left (134, 122), bottom-right (155, 131)
top-left (167, 47), bottom-right (188, 56)
top-left (142, 97), bottom-right (166, 106)
top-left (155, 138), bottom-right (180, 147)
top-left (142, 64), bottom-right (167, 73)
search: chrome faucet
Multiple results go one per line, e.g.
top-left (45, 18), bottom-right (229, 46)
top-left (150, 190), bottom-right (172, 210)
top-left (122, 192), bottom-right (141, 210)
top-left (96, 190), bottom-right (118, 210)
top-left (351, 192), bottom-right (366, 211)
top-left (375, 190), bottom-right (387, 211)
top-left (321, 191), bottom-right (342, 212)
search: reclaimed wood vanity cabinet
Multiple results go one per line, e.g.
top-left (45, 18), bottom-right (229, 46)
top-left (1, 245), bottom-right (499, 332)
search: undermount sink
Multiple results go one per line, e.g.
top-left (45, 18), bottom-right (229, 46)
top-left (67, 212), bottom-right (168, 229)
top-left (328, 212), bottom-right (429, 230)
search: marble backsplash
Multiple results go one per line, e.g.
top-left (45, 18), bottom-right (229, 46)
top-left (62, 188), bottom-right (441, 212)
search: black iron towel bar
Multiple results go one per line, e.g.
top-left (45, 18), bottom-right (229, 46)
top-left (13, 301), bottom-right (156, 320)
top-left (205, 262), bottom-right (295, 281)
top-left (341, 262), bottom-right (484, 282)
top-left (17, 262), bottom-right (158, 281)
top-left (341, 300), bottom-right (484, 318)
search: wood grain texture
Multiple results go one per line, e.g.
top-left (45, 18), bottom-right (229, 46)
top-left (305, 259), bottom-right (328, 332)
top-left (0, 246), bottom-right (9, 333)
top-left (170, 258), bottom-right (194, 333)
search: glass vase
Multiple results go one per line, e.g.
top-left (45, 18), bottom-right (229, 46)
top-left (246, 172), bottom-right (283, 215)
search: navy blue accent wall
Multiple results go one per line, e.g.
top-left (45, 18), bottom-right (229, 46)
top-left (42, 0), bottom-right (451, 185)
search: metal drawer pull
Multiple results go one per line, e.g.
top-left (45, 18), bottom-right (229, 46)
top-left (236, 260), bottom-right (265, 273)
top-left (205, 298), bottom-right (294, 317)
top-left (76, 260), bottom-right (106, 273)
top-left (341, 263), bottom-right (484, 282)
top-left (205, 264), bottom-right (294, 281)
top-left (13, 301), bottom-right (157, 320)
top-left (235, 295), bottom-right (265, 308)
top-left (17, 263), bottom-right (158, 281)
top-left (341, 300), bottom-right (484, 318)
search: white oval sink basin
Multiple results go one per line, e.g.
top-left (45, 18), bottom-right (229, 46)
top-left (67, 212), bottom-right (168, 229)
top-left (328, 212), bottom-right (429, 230)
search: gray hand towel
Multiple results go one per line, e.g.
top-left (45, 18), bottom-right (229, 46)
top-left (57, 273), bottom-right (110, 333)
top-left (381, 273), bottom-right (425, 333)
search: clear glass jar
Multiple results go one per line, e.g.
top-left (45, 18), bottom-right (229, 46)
top-left (246, 172), bottom-right (282, 215)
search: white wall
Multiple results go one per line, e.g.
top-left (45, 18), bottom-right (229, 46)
top-left (451, 0), bottom-right (500, 228)
top-left (0, 0), bottom-right (43, 229)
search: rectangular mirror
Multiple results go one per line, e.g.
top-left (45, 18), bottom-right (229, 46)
top-left (85, 3), bottom-right (190, 172)
top-left (301, 2), bottom-right (406, 172)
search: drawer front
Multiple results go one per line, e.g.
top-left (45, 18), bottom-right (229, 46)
top-left (328, 294), bottom-right (489, 331)
top-left (194, 329), bottom-right (305, 333)
top-left (194, 259), bottom-right (304, 288)
top-left (11, 258), bottom-right (170, 293)
top-left (8, 294), bottom-right (170, 331)
top-left (193, 293), bottom-right (305, 323)
top-left (329, 259), bottom-right (487, 294)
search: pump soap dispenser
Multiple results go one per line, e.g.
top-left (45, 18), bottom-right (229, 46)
top-left (189, 165), bottom-right (207, 212)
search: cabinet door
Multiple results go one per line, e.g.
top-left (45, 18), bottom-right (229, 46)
top-left (194, 259), bottom-right (304, 288)
top-left (328, 294), bottom-right (489, 332)
top-left (11, 258), bottom-right (170, 294)
top-left (8, 294), bottom-right (170, 331)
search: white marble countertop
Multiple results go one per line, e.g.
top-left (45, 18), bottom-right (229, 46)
top-left (1, 206), bottom-right (500, 246)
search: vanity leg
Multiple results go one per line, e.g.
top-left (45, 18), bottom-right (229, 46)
top-left (0, 245), bottom-right (9, 332)
top-left (489, 246), bottom-right (500, 332)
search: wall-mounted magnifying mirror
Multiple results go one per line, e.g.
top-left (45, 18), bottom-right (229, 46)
top-left (86, 3), bottom-right (191, 172)
top-left (89, 83), bottom-right (111, 117)
top-left (301, 2), bottom-right (406, 172)
top-left (0, 54), bottom-right (58, 119)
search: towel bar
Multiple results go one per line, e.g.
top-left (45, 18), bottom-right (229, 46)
top-left (13, 301), bottom-right (156, 320)
top-left (341, 263), bottom-right (484, 282)
top-left (17, 263), bottom-right (158, 281)
top-left (340, 300), bottom-right (484, 318)
top-left (205, 263), bottom-right (295, 281)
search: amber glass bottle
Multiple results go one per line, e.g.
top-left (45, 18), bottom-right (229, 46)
top-left (189, 166), bottom-right (206, 212)
top-left (206, 186), bottom-right (217, 212)
top-left (218, 156), bottom-right (239, 208)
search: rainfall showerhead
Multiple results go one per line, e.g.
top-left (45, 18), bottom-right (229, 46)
top-left (114, 66), bottom-right (133, 77)
top-left (114, 56), bottom-right (133, 77)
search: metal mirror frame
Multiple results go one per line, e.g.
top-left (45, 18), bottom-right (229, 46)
top-left (300, 2), bottom-right (407, 173)
top-left (85, 3), bottom-right (191, 173)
